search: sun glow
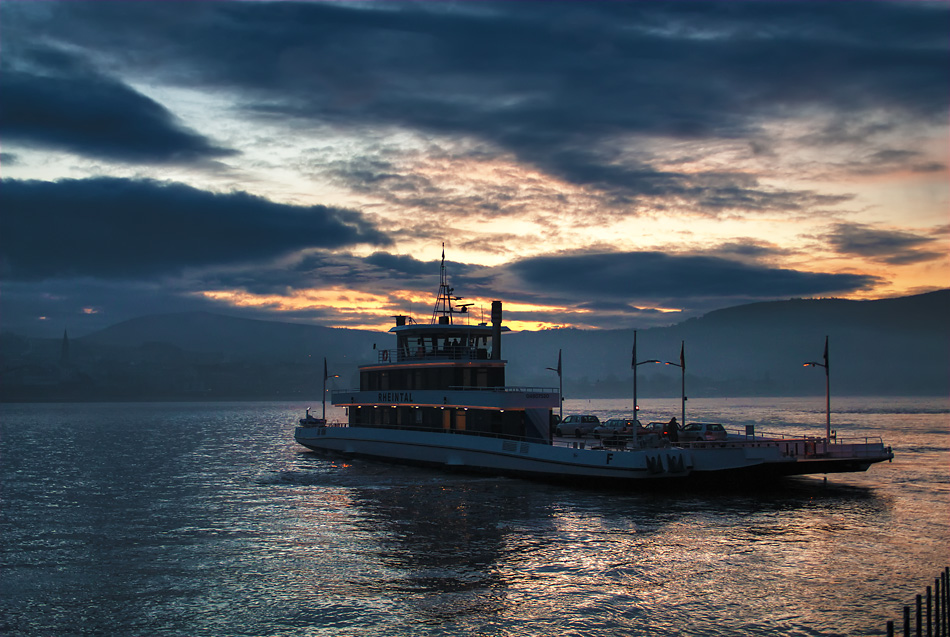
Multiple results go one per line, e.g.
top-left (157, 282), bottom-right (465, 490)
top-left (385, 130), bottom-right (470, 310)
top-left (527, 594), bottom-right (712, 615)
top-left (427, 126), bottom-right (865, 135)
top-left (195, 286), bottom-right (594, 332)
top-left (197, 287), bottom-right (403, 330)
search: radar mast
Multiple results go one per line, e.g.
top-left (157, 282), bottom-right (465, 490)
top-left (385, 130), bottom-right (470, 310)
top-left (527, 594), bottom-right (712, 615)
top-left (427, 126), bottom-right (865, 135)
top-left (431, 244), bottom-right (472, 324)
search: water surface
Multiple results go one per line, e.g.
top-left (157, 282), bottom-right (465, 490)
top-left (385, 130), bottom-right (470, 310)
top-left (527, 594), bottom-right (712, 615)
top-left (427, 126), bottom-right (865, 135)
top-left (1, 397), bottom-right (947, 636)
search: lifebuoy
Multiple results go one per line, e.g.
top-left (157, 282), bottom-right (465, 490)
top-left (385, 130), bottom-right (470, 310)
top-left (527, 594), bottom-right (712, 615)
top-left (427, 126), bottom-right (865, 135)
top-left (381, 350), bottom-right (389, 361)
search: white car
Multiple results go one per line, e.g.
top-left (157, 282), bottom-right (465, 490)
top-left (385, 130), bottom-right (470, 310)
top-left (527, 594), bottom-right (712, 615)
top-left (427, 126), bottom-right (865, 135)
top-left (556, 414), bottom-right (600, 437)
top-left (593, 418), bottom-right (639, 439)
top-left (680, 422), bottom-right (728, 442)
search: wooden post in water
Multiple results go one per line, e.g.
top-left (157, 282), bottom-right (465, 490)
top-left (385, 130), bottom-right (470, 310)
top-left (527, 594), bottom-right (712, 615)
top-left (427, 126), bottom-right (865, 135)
top-left (944, 568), bottom-right (949, 637)
top-left (936, 578), bottom-right (941, 637)
top-left (906, 605), bottom-right (912, 637)
top-left (888, 620), bottom-right (895, 637)
top-left (928, 585), bottom-right (933, 637)
top-left (918, 594), bottom-right (923, 637)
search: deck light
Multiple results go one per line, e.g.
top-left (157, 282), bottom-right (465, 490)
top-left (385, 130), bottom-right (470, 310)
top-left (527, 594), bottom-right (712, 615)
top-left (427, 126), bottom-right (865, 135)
top-left (319, 357), bottom-right (340, 420)
top-left (803, 335), bottom-right (831, 441)
top-left (546, 349), bottom-right (563, 422)
top-left (661, 341), bottom-right (687, 426)
top-left (632, 330), bottom-right (662, 418)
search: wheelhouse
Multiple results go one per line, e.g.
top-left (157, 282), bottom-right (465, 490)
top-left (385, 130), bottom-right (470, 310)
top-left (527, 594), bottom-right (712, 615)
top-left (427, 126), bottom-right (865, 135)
top-left (331, 251), bottom-right (558, 442)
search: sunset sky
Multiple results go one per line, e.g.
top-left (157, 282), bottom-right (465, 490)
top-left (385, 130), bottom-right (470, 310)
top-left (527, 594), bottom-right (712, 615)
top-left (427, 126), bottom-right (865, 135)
top-left (2, 1), bottom-right (947, 337)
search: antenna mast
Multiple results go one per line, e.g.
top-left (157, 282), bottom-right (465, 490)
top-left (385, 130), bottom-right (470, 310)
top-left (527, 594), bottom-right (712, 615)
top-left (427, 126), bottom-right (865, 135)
top-left (431, 244), bottom-right (472, 324)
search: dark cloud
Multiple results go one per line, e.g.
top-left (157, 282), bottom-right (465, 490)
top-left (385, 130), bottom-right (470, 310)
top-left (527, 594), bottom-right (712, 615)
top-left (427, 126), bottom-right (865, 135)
top-left (0, 177), bottom-right (390, 281)
top-left (508, 251), bottom-right (879, 300)
top-left (199, 250), bottom-right (484, 299)
top-left (4, 1), bottom-right (944, 199)
top-left (363, 251), bottom-right (449, 278)
top-left (0, 245), bottom-right (889, 337)
top-left (827, 223), bottom-right (945, 265)
top-left (326, 146), bottom-right (852, 220)
top-left (0, 2), bottom-right (944, 335)
top-left (709, 240), bottom-right (789, 258)
top-left (0, 278), bottom-right (216, 337)
top-left (222, 248), bottom-right (880, 313)
top-left (0, 45), bottom-right (236, 164)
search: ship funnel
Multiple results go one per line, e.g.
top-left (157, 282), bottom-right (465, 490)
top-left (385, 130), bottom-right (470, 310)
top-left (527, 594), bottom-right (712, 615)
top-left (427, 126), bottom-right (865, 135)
top-left (491, 301), bottom-right (502, 359)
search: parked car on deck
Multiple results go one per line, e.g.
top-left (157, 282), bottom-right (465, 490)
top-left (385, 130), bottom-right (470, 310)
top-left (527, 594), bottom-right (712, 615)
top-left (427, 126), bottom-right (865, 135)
top-left (593, 418), bottom-right (639, 439)
top-left (555, 414), bottom-right (600, 437)
top-left (680, 422), bottom-right (728, 442)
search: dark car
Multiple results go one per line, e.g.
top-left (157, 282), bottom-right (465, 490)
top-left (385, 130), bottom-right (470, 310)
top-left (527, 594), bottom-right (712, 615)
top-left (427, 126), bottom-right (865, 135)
top-left (593, 418), bottom-right (639, 439)
top-left (555, 414), bottom-right (600, 437)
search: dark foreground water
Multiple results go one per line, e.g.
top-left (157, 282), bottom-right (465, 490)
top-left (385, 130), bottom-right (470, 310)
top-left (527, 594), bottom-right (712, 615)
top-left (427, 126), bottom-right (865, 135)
top-left (1, 397), bottom-right (947, 636)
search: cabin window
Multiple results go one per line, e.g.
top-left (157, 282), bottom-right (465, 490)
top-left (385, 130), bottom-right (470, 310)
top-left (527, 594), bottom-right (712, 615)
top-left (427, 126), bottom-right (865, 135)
top-left (444, 368), bottom-right (454, 388)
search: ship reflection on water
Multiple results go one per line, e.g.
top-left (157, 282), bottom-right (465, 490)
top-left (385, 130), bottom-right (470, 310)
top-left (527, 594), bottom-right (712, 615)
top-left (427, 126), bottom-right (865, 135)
top-left (286, 450), bottom-right (901, 636)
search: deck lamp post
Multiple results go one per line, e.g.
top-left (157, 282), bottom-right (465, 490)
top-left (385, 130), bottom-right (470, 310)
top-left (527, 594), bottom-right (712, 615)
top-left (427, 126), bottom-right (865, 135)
top-left (546, 349), bottom-right (563, 422)
top-left (323, 357), bottom-right (340, 420)
top-left (803, 335), bottom-right (831, 441)
top-left (631, 330), bottom-right (661, 420)
top-left (663, 341), bottom-right (687, 427)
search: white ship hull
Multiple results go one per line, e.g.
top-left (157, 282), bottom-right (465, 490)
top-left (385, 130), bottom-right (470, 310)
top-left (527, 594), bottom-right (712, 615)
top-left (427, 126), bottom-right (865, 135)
top-left (294, 425), bottom-right (892, 482)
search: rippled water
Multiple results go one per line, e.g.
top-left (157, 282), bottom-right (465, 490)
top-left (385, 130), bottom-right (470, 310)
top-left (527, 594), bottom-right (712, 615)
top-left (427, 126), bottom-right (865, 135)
top-left (1, 397), bottom-right (947, 636)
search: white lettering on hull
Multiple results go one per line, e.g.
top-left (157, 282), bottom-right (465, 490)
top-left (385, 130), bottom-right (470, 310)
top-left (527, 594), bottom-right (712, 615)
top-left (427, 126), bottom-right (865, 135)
top-left (378, 392), bottom-right (414, 402)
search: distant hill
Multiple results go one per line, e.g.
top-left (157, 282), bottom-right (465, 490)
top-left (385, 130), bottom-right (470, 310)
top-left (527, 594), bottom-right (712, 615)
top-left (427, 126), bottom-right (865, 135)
top-left (688, 289), bottom-right (947, 332)
top-left (81, 310), bottom-right (380, 363)
top-left (505, 289), bottom-right (949, 397)
top-left (2, 291), bottom-right (947, 401)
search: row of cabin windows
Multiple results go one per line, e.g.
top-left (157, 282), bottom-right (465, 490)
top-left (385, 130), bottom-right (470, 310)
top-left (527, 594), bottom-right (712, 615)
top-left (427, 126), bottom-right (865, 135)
top-left (349, 405), bottom-right (530, 439)
top-left (397, 334), bottom-right (493, 359)
top-left (361, 366), bottom-right (504, 392)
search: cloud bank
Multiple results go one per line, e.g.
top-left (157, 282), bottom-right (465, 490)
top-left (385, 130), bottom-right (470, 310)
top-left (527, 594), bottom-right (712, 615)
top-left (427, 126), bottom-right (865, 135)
top-left (0, 177), bottom-right (390, 280)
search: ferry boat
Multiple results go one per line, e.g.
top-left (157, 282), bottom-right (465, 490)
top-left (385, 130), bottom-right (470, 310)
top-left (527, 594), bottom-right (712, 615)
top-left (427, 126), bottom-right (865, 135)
top-left (294, 254), bottom-right (894, 484)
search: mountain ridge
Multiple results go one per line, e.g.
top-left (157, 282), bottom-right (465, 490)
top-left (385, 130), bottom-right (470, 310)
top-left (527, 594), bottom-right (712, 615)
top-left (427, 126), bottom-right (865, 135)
top-left (2, 290), bottom-right (947, 400)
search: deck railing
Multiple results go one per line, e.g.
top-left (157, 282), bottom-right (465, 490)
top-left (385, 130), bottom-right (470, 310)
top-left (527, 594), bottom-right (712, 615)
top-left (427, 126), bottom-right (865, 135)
top-left (375, 346), bottom-right (491, 363)
top-left (330, 385), bottom-right (558, 397)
